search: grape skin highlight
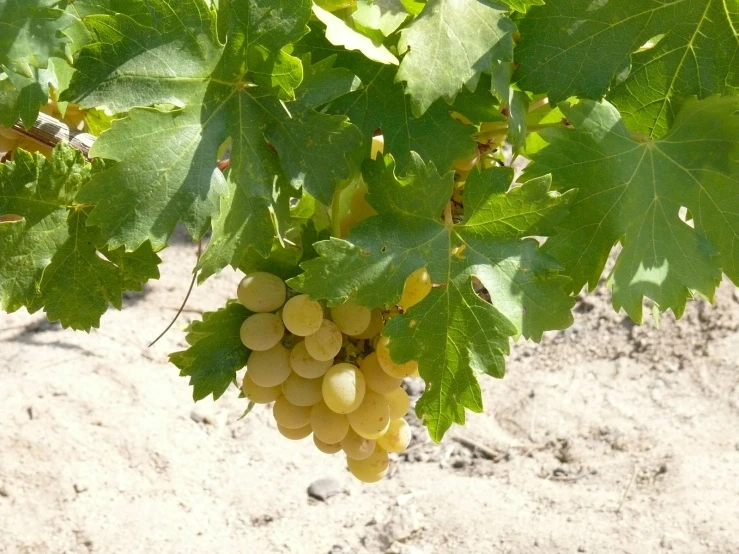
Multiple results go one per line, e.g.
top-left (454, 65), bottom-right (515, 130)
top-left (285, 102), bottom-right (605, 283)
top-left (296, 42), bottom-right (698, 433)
top-left (282, 294), bottom-right (324, 336)
top-left (237, 272), bottom-right (286, 312)
top-left (322, 363), bottom-right (366, 414)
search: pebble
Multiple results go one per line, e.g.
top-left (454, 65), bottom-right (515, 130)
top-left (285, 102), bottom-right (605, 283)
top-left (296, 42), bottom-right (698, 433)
top-left (378, 506), bottom-right (421, 547)
top-left (307, 478), bottom-right (342, 501)
top-left (190, 406), bottom-right (219, 426)
top-left (0, 484), bottom-right (10, 498)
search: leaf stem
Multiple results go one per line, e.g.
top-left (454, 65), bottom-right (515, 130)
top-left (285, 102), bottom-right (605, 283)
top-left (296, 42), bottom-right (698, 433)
top-left (331, 187), bottom-right (342, 238)
top-left (528, 97), bottom-right (549, 112)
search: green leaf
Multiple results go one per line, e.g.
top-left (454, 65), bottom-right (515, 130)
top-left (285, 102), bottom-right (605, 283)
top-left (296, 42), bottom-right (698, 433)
top-left (311, 4), bottom-right (399, 65)
top-left (291, 154), bottom-right (574, 440)
top-left (61, 0), bottom-right (223, 112)
top-left (0, 0), bottom-right (73, 77)
top-left (523, 97), bottom-right (739, 322)
top-left (308, 32), bottom-right (477, 172)
top-left (169, 302), bottom-right (250, 401)
top-left (0, 144), bottom-right (161, 330)
top-left (292, 54), bottom-right (361, 112)
top-left (352, 0), bottom-right (409, 37)
top-left (0, 68), bottom-right (52, 128)
top-left (514, 0), bottom-right (739, 138)
top-left (498, 0), bottom-right (544, 12)
top-left (396, 0), bottom-right (516, 117)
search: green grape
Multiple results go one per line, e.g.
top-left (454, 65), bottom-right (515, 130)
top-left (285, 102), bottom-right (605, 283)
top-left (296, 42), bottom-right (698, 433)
top-left (353, 309), bottom-right (384, 339)
top-left (272, 396), bottom-right (312, 429)
top-left (322, 363), bottom-right (366, 414)
top-left (398, 267), bottom-right (432, 310)
top-left (385, 387), bottom-right (410, 419)
top-left (376, 336), bottom-right (418, 378)
top-left (348, 390), bottom-right (391, 440)
top-left (314, 435), bottom-right (342, 454)
top-left (281, 294), bottom-right (324, 336)
top-left (310, 401), bottom-right (350, 444)
top-left (377, 418), bottom-right (411, 453)
top-left (277, 423), bottom-right (312, 440)
top-left (341, 428), bottom-right (376, 460)
top-left (330, 302), bottom-right (371, 336)
top-left (305, 320), bottom-right (343, 361)
top-left (239, 312), bottom-right (285, 351)
top-left (281, 372), bottom-right (323, 407)
top-left (289, 341), bottom-right (333, 379)
top-left (241, 374), bottom-right (282, 404)
top-left (247, 344), bottom-right (291, 387)
top-left (361, 352), bottom-right (402, 395)
top-left (347, 448), bottom-right (389, 483)
top-left (237, 272), bottom-right (286, 313)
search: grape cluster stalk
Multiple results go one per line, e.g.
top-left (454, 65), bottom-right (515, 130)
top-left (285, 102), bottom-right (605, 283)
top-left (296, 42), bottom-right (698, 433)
top-left (235, 269), bottom-right (431, 483)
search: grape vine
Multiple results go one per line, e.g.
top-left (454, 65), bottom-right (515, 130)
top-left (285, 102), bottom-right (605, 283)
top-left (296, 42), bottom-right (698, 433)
top-left (1, 0), bottom-right (738, 481)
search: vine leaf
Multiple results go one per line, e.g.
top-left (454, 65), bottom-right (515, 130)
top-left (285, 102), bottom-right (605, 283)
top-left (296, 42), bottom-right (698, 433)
top-left (497, 0), bottom-right (544, 12)
top-left (64, 0), bottom-right (362, 279)
top-left (291, 155), bottom-right (574, 440)
top-left (352, 0), bottom-right (409, 38)
top-left (0, 144), bottom-right (160, 330)
top-left (169, 302), bottom-right (250, 401)
top-left (311, 3), bottom-right (399, 65)
top-left (515, 0), bottom-right (739, 138)
top-left (0, 0), bottom-right (72, 77)
top-left (396, 0), bottom-right (516, 117)
top-left (524, 96), bottom-right (739, 322)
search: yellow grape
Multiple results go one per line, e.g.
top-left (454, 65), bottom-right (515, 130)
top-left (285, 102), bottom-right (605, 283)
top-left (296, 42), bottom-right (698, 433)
top-left (330, 302), bottom-right (371, 336)
top-left (376, 336), bottom-right (418, 378)
top-left (370, 134), bottom-right (384, 160)
top-left (385, 387), bottom-right (410, 419)
top-left (310, 401), bottom-right (349, 444)
top-left (360, 352), bottom-right (402, 395)
top-left (304, 319), bottom-right (343, 361)
top-left (377, 418), bottom-right (411, 453)
top-left (241, 374), bottom-right (282, 404)
top-left (278, 423), bottom-right (312, 440)
top-left (282, 294), bottom-right (323, 336)
top-left (347, 448), bottom-right (389, 483)
top-left (247, 344), bottom-right (292, 387)
top-left (322, 363), bottom-right (366, 414)
top-left (347, 390), bottom-right (391, 440)
top-left (272, 396), bottom-right (312, 429)
top-left (398, 267), bottom-right (432, 310)
top-left (239, 312), bottom-right (284, 351)
top-left (341, 428), bottom-right (376, 460)
top-left (237, 272), bottom-right (286, 312)
top-left (353, 309), bottom-right (384, 339)
top-left (289, 341), bottom-right (332, 379)
top-left (281, 372), bottom-right (323, 407)
top-left (314, 435), bottom-right (342, 454)
top-left (349, 185), bottom-right (377, 221)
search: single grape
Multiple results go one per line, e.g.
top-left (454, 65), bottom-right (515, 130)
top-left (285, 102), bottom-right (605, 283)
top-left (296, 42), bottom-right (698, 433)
top-left (282, 294), bottom-right (323, 336)
top-left (322, 363), bottom-right (366, 414)
top-left (360, 352), bottom-right (402, 395)
top-left (353, 309), bottom-right (384, 339)
top-left (289, 341), bottom-right (332, 379)
top-left (330, 302), bottom-right (371, 336)
top-left (281, 372), bottom-right (323, 407)
top-left (310, 401), bottom-right (350, 444)
top-left (398, 267), bottom-right (432, 311)
top-left (348, 390), bottom-right (391, 440)
top-left (239, 312), bottom-right (285, 351)
top-left (247, 344), bottom-right (292, 387)
top-left (272, 396), bottom-right (312, 429)
top-left (385, 387), bottom-right (410, 419)
top-left (376, 337), bottom-right (418, 378)
top-left (237, 272), bottom-right (286, 312)
top-left (305, 320), bottom-right (343, 361)
top-left (314, 435), bottom-right (342, 454)
top-left (277, 423), bottom-right (312, 440)
top-left (377, 418), bottom-right (411, 453)
top-left (241, 374), bottom-right (282, 404)
top-left (452, 152), bottom-right (479, 172)
top-left (341, 428), bottom-right (376, 460)
top-left (347, 447), bottom-right (389, 483)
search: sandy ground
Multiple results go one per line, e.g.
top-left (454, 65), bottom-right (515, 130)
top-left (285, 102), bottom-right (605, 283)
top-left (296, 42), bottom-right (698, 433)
top-left (1, 234), bottom-right (738, 554)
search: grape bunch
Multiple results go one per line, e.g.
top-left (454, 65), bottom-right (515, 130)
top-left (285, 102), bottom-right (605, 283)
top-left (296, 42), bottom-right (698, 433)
top-left (236, 268), bottom-right (431, 483)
